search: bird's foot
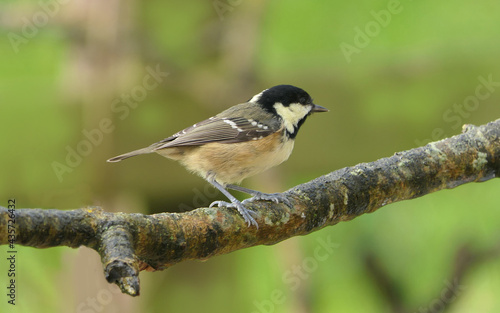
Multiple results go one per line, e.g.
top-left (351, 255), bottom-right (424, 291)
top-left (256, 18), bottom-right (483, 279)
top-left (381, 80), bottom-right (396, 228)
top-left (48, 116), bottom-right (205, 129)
top-left (209, 200), bottom-right (258, 228)
top-left (241, 192), bottom-right (291, 207)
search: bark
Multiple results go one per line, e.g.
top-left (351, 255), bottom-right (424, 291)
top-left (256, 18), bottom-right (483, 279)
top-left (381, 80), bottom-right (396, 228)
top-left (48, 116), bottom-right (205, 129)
top-left (1, 119), bottom-right (499, 296)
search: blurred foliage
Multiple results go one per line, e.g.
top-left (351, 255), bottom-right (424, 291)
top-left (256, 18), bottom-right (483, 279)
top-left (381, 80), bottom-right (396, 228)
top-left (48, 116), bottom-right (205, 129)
top-left (1, 0), bottom-right (500, 312)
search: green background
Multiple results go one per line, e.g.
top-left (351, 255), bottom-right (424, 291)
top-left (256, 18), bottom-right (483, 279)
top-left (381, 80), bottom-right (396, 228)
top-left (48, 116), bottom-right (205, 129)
top-left (1, 0), bottom-right (500, 312)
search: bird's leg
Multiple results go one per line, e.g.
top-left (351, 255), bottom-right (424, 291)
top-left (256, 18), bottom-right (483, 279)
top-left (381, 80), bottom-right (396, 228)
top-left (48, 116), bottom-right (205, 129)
top-left (226, 185), bottom-right (291, 207)
top-left (206, 174), bottom-right (258, 228)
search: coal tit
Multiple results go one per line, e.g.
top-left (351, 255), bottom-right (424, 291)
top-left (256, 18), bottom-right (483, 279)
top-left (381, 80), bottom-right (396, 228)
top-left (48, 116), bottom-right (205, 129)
top-left (108, 85), bottom-right (328, 227)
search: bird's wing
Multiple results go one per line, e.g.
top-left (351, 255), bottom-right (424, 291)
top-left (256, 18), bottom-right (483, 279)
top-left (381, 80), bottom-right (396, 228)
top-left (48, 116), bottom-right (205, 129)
top-left (152, 116), bottom-right (281, 149)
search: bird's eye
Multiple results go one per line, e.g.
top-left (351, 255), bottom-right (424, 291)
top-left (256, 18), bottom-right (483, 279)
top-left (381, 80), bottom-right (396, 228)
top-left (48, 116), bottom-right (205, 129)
top-left (299, 97), bottom-right (307, 104)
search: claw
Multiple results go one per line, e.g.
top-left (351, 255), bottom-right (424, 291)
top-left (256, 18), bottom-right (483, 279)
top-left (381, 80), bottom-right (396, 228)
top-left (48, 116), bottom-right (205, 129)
top-left (242, 192), bottom-right (292, 207)
top-left (210, 200), bottom-right (259, 228)
top-left (209, 201), bottom-right (224, 208)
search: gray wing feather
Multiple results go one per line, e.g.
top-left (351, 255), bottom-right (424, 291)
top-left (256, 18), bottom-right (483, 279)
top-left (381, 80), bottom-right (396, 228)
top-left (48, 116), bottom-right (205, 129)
top-left (152, 112), bottom-right (280, 150)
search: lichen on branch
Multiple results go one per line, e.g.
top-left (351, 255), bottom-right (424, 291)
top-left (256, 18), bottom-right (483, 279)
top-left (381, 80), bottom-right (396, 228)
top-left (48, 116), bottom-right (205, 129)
top-left (1, 119), bottom-right (499, 296)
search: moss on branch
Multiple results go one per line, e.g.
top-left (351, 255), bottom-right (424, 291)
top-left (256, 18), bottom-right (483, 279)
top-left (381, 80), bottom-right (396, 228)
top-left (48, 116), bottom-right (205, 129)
top-left (1, 119), bottom-right (499, 296)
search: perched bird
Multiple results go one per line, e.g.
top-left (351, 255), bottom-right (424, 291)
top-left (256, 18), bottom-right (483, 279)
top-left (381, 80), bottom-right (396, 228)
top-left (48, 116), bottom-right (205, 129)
top-left (108, 85), bottom-right (328, 227)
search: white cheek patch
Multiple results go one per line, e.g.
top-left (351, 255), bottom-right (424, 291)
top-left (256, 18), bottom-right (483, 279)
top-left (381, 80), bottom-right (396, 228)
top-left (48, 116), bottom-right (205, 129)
top-left (273, 102), bottom-right (312, 134)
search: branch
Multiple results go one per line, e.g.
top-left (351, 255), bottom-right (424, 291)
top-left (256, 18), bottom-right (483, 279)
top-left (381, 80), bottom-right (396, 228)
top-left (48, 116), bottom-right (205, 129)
top-left (1, 119), bottom-right (499, 296)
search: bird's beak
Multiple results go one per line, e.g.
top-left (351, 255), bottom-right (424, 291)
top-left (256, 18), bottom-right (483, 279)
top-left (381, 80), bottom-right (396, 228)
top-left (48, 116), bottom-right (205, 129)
top-left (312, 104), bottom-right (328, 112)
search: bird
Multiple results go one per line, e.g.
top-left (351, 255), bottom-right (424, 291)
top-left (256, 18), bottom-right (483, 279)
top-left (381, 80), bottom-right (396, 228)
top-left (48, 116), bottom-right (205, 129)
top-left (107, 84), bottom-right (328, 227)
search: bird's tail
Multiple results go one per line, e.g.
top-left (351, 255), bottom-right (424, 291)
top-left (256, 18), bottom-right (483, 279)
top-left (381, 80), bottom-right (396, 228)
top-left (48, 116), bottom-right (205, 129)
top-left (107, 147), bottom-right (154, 162)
